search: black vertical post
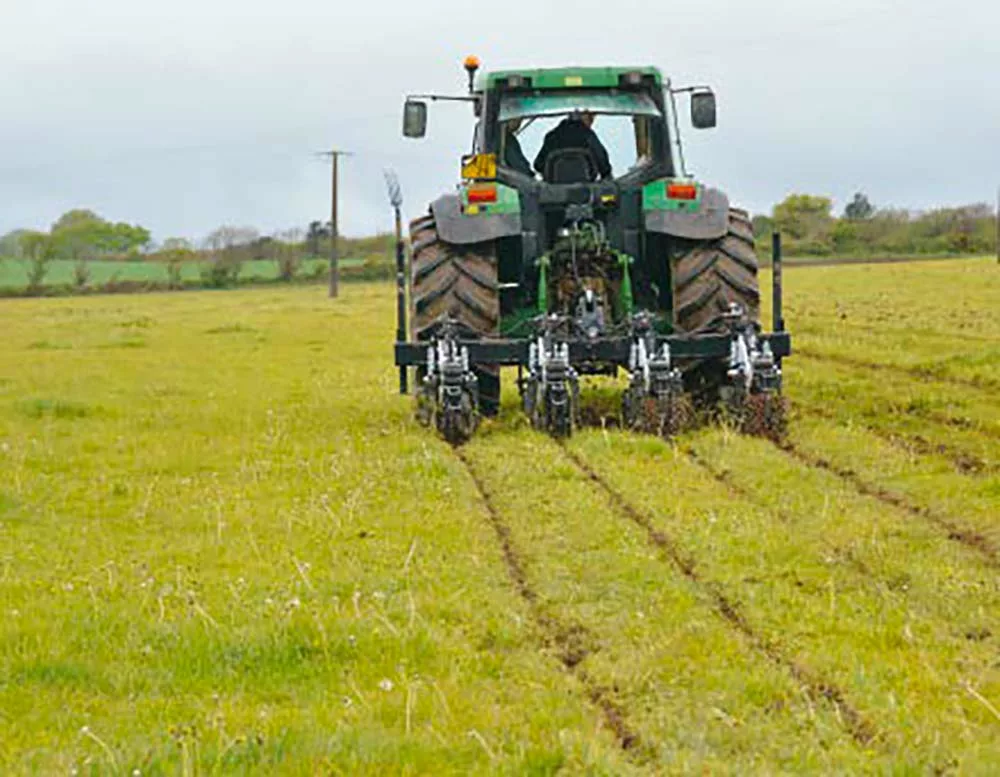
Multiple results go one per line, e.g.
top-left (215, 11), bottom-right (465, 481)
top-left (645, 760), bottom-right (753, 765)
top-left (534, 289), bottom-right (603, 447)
top-left (384, 170), bottom-right (407, 394)
top-left (329, 153), bottom-right (339, 298)
top-left (772, 231), bottom-right (784, 333)
top-left (395, 205), bottom-right (408, 394)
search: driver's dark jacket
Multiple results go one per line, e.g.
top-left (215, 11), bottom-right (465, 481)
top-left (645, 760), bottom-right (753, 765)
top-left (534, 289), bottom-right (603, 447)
top-left (533, 118), bottom-right (613, 180)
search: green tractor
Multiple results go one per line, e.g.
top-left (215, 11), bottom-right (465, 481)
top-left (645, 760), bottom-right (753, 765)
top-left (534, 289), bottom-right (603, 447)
top-left (394, 58), bottom-right (790, 444)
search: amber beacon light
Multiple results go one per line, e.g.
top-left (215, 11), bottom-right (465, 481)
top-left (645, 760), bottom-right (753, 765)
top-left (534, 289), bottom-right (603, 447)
top-left (464, 55), bottom-right (481, 92)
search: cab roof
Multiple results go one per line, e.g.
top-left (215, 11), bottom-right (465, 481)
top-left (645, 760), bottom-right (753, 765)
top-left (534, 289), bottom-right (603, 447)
top-left (480, 66), bottom-right (663, 91)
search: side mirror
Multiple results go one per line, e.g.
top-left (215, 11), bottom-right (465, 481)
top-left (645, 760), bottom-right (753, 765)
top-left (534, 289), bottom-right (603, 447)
top-left (691, 90), bottom-right (717, 129)
top-left (403, 100), bottom-right (428, 138)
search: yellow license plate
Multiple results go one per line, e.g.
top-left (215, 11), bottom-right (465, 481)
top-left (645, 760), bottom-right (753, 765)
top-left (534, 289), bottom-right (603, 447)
top-left (461, 153), bottom-right (497, 180)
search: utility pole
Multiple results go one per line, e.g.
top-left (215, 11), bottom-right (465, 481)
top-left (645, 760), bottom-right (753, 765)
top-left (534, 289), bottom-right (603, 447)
top-left (996, 185), bottom-right (999, 265)
top-left (317, 150), bottom-right (352, 298)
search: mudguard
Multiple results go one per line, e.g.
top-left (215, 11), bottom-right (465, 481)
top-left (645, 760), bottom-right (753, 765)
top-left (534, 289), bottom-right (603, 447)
top-left (644, 186), bottom-right (730, 241)
top-left (431, 194), bottom-right (522, 245)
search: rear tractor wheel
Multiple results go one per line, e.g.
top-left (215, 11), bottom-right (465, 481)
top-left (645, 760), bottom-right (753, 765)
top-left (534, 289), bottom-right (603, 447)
top-left (410, 213), bottom-right (501, 417)
top-left (672, 208), bottom-right (760, 335)
top-left (672, 208), bottom-right (773, 413)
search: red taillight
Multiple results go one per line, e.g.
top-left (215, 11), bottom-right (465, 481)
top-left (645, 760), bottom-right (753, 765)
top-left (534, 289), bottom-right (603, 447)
top-left (467, 185), bottom-right (498, 204)
top-left (666, 183), bottom-right (698, 201)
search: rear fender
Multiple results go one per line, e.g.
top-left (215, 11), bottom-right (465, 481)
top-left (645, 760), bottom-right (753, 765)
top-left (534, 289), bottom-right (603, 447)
top-left (644, 184), bottom-right (730, 241)
top-left (431, 192), bottom-right (522, 245)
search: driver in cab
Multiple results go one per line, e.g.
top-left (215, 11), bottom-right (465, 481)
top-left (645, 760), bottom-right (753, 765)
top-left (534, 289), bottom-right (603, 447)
top-left (533, 111), bottom-right (612, 182)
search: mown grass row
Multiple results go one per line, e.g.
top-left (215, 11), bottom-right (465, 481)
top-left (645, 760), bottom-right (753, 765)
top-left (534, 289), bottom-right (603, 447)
top-left (782, 257), bottom-right (1000, 388)
top-left (527, 257), bottom-right (1000, 770)
top-left (462, 429), bottom-right (873, 772)
top-left (565, 426), bottom-right (1000, 772)
top-left (778, 258), bottom-right (999, 542)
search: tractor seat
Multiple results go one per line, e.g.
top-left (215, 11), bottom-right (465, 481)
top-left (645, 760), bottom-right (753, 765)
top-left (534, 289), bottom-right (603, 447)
top-left (543, 148), bottom-right (598, 184)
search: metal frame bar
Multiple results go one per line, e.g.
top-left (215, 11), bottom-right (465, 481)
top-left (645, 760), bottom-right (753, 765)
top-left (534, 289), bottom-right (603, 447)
top-left (396, 332), bottom-right (791, 370)
top-left (394, 225), bottom-right (407, 393)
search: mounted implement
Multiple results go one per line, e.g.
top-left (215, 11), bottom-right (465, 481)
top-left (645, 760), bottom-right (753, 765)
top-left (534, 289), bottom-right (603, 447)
top-left (395, 59), bottom-right (790, 443)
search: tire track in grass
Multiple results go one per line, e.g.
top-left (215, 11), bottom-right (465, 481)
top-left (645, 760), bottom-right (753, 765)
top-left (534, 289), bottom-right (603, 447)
top-left (794, 354), bottom-right (1000, 443)
top-left (920, 409), bottom-right (1000, 441)
top-left (772, 439), bottom-right (1000, 568)
top-left (682, 446), bottom-right (876, 582)
top-left (558, 443), bottom-right (880, 749)
top-left (794, 403), bottom-right (997, 476)
top-left (684, 432), bottom-right (1000, 770)
top-left (796, 348), bottom-right (1000, 394)
top-left (683, 442), bottom-right (1000, 633)
top-left (793, 320), bottom-right (999, 348)
top-left (870, 401), bottom-right (999, 443)
top-left (453, 448), bottom-right (645, 757)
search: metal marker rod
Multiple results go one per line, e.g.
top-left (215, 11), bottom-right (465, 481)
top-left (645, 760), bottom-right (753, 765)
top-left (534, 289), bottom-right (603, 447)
top-left (395, 205), bottom-right (408, 394)
top-left (772, 231), bottom-right (784, 333)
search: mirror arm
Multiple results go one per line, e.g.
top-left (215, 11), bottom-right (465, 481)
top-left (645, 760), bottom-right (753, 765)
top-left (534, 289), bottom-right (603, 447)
top-left (668, 84), bottom-right (713, 96)
top-left (408, 93), bottom-right (480, 104)
top-left (665, 82), bottom-right (688, 177)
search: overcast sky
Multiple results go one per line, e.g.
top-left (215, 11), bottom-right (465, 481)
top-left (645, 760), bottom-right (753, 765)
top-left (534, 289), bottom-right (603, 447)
top-left (1, 0), bottom-right (997, 243)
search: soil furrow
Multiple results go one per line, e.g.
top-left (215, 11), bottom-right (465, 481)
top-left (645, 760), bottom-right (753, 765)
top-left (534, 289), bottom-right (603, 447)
top-left (683, 445), bottom-right (899, 591)
top-left (796, 348), bottom-right (1000, 394)
top-left (684, 447), bottom-right (791, 521)
top-left (453, 449), bottom-right (644, 755)
top-left (795, 356), bottom-right (1000, 442)
top-left (773, 440), bottom-right (1000, 568)
top-left (559, 444), bottom-right (880, 748)
top-left (794, 403), bottom-right (996, 476)
top-left (905, 406), bottom-right (1000, 443)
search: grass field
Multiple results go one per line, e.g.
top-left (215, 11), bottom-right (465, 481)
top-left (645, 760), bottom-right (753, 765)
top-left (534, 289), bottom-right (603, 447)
top-left (1, 258), bottom-right (998, 774)
top-left (0, 257), bottom-right (365, 290)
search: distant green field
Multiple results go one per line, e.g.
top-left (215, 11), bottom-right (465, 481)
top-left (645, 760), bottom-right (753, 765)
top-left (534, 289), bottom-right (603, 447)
top-left (0, 257), bottom-right (365, 290)
top-left (2, 254), bottom-right (987, 293)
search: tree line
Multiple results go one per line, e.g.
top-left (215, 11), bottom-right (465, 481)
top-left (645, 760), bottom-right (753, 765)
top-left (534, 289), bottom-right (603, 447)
top-left (0, 211), bottom-right (393, 291)
top-left (754, 193), bottom-right (996, 257)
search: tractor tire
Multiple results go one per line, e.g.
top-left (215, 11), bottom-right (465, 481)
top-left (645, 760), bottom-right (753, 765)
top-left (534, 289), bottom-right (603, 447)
top-left (410, 213), bottom-right (501, 416)
top-left (672, 208), bottom-right (760, 334)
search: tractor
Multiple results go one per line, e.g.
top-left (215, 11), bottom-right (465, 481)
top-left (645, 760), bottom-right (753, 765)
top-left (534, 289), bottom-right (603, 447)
top-left (394, 58), bottom-right (790, 444)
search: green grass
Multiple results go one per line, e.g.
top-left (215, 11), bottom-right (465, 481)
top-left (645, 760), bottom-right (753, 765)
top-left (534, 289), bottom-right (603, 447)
top-left (771, 253), bottom-right (994, 266)
top-left (465, 430), bottom-right (871, 771)
top-left (0, 257), bottom-right (365, 290)
top-left (1, 258), bottom-right (998, 772)
top-left (575, 428), bottom-right (1000, 769)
